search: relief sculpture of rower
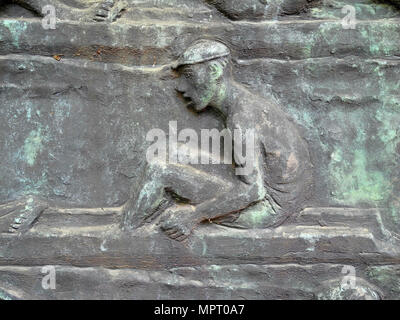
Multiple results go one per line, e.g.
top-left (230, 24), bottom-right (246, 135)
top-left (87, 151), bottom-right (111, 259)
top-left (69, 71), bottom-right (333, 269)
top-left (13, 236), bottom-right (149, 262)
top-left (0, 40), bottom-right (313, 241)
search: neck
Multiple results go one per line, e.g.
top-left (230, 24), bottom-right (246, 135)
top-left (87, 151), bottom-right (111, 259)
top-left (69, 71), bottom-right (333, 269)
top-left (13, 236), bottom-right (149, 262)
top-left (209, 79), bottom-right (241, 117)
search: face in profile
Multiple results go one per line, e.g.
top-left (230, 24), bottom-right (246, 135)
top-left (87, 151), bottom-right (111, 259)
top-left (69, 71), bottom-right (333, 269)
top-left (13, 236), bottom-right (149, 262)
top-left (176, 62), bottom-right (221, 112)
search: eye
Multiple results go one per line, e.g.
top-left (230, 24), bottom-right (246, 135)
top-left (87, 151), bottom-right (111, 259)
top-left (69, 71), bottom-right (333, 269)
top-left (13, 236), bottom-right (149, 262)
top-left (183, 69), bottom-right (194, 77)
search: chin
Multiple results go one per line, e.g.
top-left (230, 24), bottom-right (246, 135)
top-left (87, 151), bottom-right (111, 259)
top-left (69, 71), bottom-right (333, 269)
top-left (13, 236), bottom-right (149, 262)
top-left (188, 100), bottom-right (207, 112)
top-left (193, 104), bottom-right (208, 112)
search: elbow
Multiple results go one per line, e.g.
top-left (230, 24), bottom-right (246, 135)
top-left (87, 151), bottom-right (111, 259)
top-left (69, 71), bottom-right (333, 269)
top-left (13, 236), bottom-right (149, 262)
top-left (246, 181), bottom-right (266, 204)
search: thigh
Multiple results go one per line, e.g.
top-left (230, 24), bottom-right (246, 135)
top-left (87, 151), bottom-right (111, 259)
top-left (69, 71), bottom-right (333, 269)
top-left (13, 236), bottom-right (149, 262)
top-left (149, 161), bottom-right (235, 204)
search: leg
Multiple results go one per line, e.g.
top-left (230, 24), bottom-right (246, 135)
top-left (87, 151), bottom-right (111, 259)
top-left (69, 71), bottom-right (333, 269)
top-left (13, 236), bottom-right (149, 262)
top-left (0, 196), bottom-right (48, 234)
top-left (65, 0), bottom-right (128, 22)
top-left (0, 196), bottom-right (123, 234)
top-left (122, 160), bottom-right (234, 231)
top-left (90, 0), bottom-right (128, 22)
top-left (121, 161), bottom-right (168, 229)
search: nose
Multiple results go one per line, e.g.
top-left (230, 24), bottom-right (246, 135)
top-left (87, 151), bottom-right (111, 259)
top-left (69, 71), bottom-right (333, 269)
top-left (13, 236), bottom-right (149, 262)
top-left (175, 78), bottom-right (187, 93)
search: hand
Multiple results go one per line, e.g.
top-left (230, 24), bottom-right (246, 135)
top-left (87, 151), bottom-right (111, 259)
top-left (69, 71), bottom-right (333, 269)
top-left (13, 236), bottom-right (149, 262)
top-left (92, 0), bottom-right (127, 22)
top-left (0, 196), bottom-right (48, 234)
top-left (159, 205), bottom-right (198, 241)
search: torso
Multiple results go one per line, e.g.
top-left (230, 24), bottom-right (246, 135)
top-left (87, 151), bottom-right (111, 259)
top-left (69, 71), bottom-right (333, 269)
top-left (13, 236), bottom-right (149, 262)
top-left (227, 88), bottom-right (313, 211)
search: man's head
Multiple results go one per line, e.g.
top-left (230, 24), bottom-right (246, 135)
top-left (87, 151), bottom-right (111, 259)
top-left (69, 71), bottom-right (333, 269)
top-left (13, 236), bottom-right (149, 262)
top-left (173, 40), bottom-right (231, 112)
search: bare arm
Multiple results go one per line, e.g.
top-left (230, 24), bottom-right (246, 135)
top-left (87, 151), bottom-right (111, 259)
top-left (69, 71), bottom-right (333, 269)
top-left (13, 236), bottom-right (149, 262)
top-left (196, 120), bottom-right (266, 221)
top-left (159, 161), bottom-right (266, 241)
top-left (194, 179), bottom-right (264, 223)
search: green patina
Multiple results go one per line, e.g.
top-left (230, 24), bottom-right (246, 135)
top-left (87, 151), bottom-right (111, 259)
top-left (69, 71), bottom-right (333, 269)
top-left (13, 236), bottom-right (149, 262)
top-left (329, 148), bottom-right (390, 205)
top-left (2, 20), bottom-right (28, 48)
top-left (358, 21), bottom-right (400, 56)
top-left (16, 171), bottom-right (48, 196)
top-left (283, 39), bottom-right (400, 222)
top-left (310, 7), bottom-right (338, 20)
top-left (326, 103), bottom-right (392, 206)
top-left (370, 60), bottom-right (400, 222)
top-left (327, 106), bottom-right (396, 204)
top-left (0, 291), bottom-right (12, 301)
top-left (198, 61), bottom-right (227, 107)
top-left (54, 99), bottom-right (72, 126)
top-left (367, 266), bottom-right (400, 295)
top-left (235, 200), bottom-right (277, 229)
top-left (23, 127), bottom-right (46, 166)
top-left (310, 1), bottom-right (398, 20)
top-left (283, 18), bottom-right (400, 60)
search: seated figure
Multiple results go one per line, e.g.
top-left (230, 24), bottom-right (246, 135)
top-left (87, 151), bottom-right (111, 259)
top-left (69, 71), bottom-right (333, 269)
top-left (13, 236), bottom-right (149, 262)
top-left (0, 40), bottom-right (314, 241)
top-left (122, 39), bottom-right (314, 240)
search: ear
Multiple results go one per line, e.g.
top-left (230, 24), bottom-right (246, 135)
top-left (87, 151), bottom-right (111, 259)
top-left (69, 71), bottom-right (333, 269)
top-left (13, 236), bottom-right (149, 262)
top-left (208, 62), bottom-right (224, 80)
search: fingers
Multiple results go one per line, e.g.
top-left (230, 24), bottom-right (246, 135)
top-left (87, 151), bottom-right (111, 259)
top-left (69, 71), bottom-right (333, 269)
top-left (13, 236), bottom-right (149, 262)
top-left (10, 224), bottom-right (20, 230)
top-left (96, 9), bottom-right (109, 17)
top-left (163, 227), bottom-right (177, 235)
top-left (164, 227), bottom-right (182, 238)
top-left (7, 213), bottom-right (26, 233)
top-left (5, 199), bottom-right (48, 234)
top-left (8, 227), bottom-right (18, 233)
top-left (159, 208), bottom-right (195, 241)
top-left (93, 0), bottom-right (115, 21)
top-left (101, 2), bottom-right (114, 10)
top-left (104, 0), bottom-right (115, 6)
top-left (9, 215), bottom-right (25, 232)
top-left (175, 234), bottom-right (188, 242)
top-left (169, 230), bottom-right (185, 240)
top-left (162, 225), bottom-right (188, 241)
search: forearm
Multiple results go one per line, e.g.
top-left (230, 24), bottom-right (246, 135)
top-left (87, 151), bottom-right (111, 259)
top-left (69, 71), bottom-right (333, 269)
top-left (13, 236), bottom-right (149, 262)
top-left (194, 183), bottom-right (262, 222)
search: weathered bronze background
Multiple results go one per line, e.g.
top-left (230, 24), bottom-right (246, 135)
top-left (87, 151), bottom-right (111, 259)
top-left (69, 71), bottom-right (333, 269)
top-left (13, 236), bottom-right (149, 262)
top-left (0, 0), bottom-right (399, 299)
